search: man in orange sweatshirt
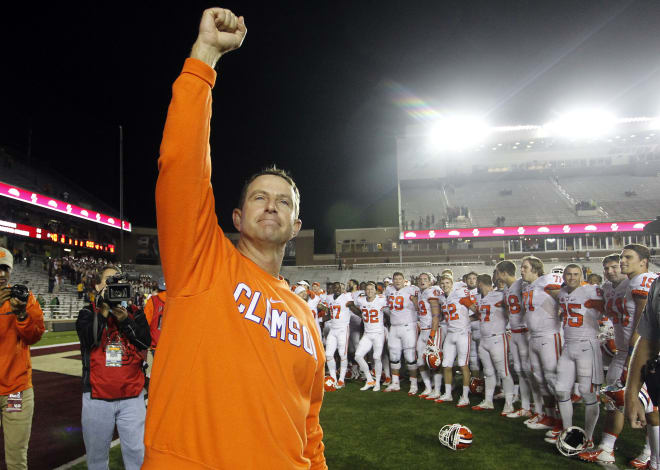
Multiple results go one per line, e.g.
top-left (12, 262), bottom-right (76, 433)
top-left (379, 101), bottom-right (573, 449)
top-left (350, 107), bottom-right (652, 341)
top-left (143, 7), bottom-right (327, 470)
top-left (0, 247), bottom-right (45, 469)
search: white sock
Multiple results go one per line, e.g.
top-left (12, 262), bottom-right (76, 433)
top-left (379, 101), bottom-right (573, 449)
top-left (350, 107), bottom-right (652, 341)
top-left (374, 358), bottom-right (382, 385)
top-left (649, 426), bottom-right (659, 463)
top-left (328, 358), bottom-right (337, 381)
top-left (355, 355), bottom-right (372, 382)
top-left (339, 359), bottom-right (348, 382)
top-left (600, 432), bottom-right (617, 452)
top-left (433, 373), bottom-right (443, 392)
top-left (485, 375), bottom-right (496, 402)
top-left (392, 374), bottom-right (400, 385)
top-left (558, 398), bottom-right (573, 430)
top-left (446, 384), bottom-right (452, 396)
top-left (519, 377), bottom-right (531, 410)
top-left (462, 385), bottom-right (470, 399)
top-left (584, 401), bottom-right (599, 441)
top-left (420, 369), bottom-right (431, 389)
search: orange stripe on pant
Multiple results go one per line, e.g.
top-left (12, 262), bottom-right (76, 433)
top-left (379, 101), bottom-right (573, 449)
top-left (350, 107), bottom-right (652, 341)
top-left (503, 334), bottom-right (509, 376)
top-left (466, 332), bottom-right (471, 366)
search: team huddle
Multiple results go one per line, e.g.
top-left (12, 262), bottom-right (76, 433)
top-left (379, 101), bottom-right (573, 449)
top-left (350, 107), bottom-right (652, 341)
top-left (293, 243), bottom-right (660, 467)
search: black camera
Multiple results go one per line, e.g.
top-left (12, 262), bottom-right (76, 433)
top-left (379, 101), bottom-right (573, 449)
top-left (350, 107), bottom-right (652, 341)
top-left (102, 272), bottom-right (139, 307)
top-left (10, 284), bottom-right (30, 303)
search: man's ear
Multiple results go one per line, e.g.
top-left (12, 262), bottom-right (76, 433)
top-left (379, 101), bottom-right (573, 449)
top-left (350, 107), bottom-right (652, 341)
top-left (232, 208), bottom-right (242, 232)
top-left (290, 218), bottom-right (302, 240)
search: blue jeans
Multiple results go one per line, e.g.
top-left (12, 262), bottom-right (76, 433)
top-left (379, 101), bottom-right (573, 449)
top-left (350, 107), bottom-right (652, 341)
top-left (81, 391), bottom-right (145, 470)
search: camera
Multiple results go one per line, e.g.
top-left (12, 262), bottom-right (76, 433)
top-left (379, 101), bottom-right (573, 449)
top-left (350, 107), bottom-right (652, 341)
top-left (102, 272), bottom-right (140, 307)
top-left (10, 284), bottom-right (30, 303)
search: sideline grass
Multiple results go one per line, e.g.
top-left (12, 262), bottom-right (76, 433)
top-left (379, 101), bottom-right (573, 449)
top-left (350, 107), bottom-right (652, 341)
top-left (66, 379), bottom-right (648, 469)
top-left (33, 330), bottom-right (79, 347)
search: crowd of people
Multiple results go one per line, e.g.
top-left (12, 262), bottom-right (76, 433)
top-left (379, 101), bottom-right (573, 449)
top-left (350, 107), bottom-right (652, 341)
top-left (292, 244), bottom-right (660, 468)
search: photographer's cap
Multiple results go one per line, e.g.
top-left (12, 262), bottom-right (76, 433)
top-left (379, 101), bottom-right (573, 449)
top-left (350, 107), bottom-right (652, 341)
top-left (0, 248), bottom-right (13, 269)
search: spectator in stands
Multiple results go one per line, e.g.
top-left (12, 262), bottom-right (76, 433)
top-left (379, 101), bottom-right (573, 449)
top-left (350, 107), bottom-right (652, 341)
top-left (75, 266), bottom-right (150, 470)
top-left (77, 281), bottom-right (84, 299)
top-left (144, 278), bottom-right (167, 353)
top-left (0, 247), bottom-right (45, 469)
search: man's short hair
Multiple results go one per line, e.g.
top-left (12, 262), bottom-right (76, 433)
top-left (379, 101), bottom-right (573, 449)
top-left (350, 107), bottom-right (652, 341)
top-left (476, 274), bottom-right (492, 286)
top-left (563, 263), bottom-right (581, 273)
top-left (365, 281), bottom-right (376, 288)
top-left (602, 253), bottom-right (620, 266)
top-left (588, 273), bottom-right (603, 284)
top-left (495, 260), bottom-right (516, 277)
top-left (623, 243), bottom-right (650, 264)
top-left (466, 271), bottom-right (478, 279)
top-left (392, 272), bottom-right (404, 279)
top-left (439, 274), bottom-right (453, 282)
top-left (238, 165), bottom-right (300, 217)
top-left (522, 256), bottom-right (544, 276)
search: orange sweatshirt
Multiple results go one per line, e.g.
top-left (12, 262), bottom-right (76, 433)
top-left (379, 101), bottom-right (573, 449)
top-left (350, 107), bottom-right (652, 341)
top-left (144, 58), bottom-right (327, 470)
top-left (144, 291), bottom-right (167, 325)
top-left (0, 290), bottom-right (45, 395)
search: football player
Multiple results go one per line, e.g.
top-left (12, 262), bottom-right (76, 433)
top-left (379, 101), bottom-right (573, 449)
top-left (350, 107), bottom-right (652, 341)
top-left (545, 265), bottom-right (604, 449)
top-left (383, 272), bottom-right (420, 393)
top-left (346, 279), bottom-right (364, 377)
top-left (496, 260), bottom-right (534, 419)
top-left (470, 274), bottom-right (515, 414)
top-left (295, 284), bottom-right (326, 338)
top-left (465, 272), bottom-right (482, 379)
top-left (353, 282), bottom-right (389, 391)
top-left (325, 282), bottom-right (359, 388)
top-left (580, 245), bottom-right (658, 464)
top-left (416, 272), bottom-right (443, 398)
top-left (436, 274), bottom-right (476, 407)
top-left (520, 256), bottom-right (563, 430)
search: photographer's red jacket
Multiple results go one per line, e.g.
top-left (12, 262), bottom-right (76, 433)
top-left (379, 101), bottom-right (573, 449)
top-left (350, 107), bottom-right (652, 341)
top-left (0, 290), bottom-right (45, 394)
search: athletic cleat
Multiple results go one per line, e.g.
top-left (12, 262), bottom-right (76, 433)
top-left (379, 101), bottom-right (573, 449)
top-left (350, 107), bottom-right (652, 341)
top-left (336, 380), bottom-right (345, 389)
top-left (628, 453), bottom-right (651, 469)
top-left (360, 381), bottom-right (375, 391)
top-left (543, 434), bottom-right (558, 444)
top-left (456, 396), bottom-right (470, 408)
top-left (523, 413), bottom-right (540, 425)
top-left (545, 425), bottom-right (562, 438)
top-left (583, 439), bottom-right (594, 451)
top-left (372, 383), bottom-right (381, 392)
top-left (408, 383), bottom-right (418, 396)
top-left (471, 400), bottom-right (494, 411)
top-left (419, 387), bottom-right (433, 398)
top-left (425, 390), bottom-right (441, 400)
top-left (383, 377), bottom-right (392, 385)
top-left (383, 383), bottom-right (400, 393)
top-left (526, 414), bottom-right (554, 430)
top-left (500, 403), bottom-right (515, 416)
top-left (506, 408), bottom-right (532, 419)
top-left (435, 393), bottom-right (453, 403)
top-left (578, 447), bottom-right (615, 463)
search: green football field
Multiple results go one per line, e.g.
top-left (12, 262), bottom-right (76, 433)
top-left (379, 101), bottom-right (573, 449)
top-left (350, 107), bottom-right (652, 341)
top-left (71, 378), bottom-right (648, 469)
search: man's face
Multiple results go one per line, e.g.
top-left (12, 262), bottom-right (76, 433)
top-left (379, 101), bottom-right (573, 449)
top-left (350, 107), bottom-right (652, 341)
top-left (418, 274), bottom-right (431, 290)
top-left (339, 283), bottom-right (346, 293)
top-left (232, 175), bottom-right (301, 246)
top-left (0, 265), bottom-right (11, 288)
top-left (96, 268), bottom-right (119, 294)
top-left (365, 283), bottom-right (376, 299)
top-left (520, 260), bottom-right (537, 283)
top-left (296, 289), bottom-right (309, 301)
top-left (563, 267), bottom-right (582, 290)
top-left (440, 278), bottom-right (453, 295)
top-left (393, 275), bottom-right (405, 290)
top-left (496, 278), bottom-right (507, 290)
top-left (332, 283), bottom-right (341, 295)
top-left (466, 274), bottom-right (477, 289)
top-left (477, 280), bottom-right (489, 296)
top-left (311, 284), bottom-right (321, 295)
top-left (359, 282), bottom-right (367, 291)
top-left (347, 280), bottom-right (357, 291)
top-left (620, 249), bottom-right (646, 276)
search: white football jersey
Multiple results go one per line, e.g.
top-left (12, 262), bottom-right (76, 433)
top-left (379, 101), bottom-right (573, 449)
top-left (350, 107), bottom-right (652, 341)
top-left (355, 294), bottom-right (388, 333)
top-left (602, 279), bottom-right (630, 350)
top-left (478, 289), bottom-right (507, 337)
top-left (522, 273), bottom-right (563, 336)
top-left (558, 284), bottom-right (604, 341)
top-left (328, 292), bottom-right (355, 327)
top-left (442, 287), bottom-right (475, 334)
top-left (307, 294), bottom-right (322, 318)
top-left (616, 272), bottom-right (659, 347)
top-left (418, 286), bottom-right (442, 329)
top-left (504, 278), bottom-right (526, 330)
top-left (386, 285), bottom-right (420, 326)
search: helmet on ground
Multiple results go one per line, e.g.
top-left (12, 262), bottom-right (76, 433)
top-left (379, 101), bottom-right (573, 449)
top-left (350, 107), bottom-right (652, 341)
top-left (600, 338), bottom-right (617, 358)
top-left (438, 423), bottom-right (473, 450)
top-left (324, 376), bottom-right (337, 392)
top-left (556, 426), bottom-right (587, 457)
top-left (600, 382), bottom-right (625, 411)
top-left (469, 377), bottom-right (485, 395)
top-left (424, 343), bottom-right (442, 371)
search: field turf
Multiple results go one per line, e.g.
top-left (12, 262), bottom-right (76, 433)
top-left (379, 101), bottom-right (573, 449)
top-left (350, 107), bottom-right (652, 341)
top-left (66, 377), bottom-right (649, 469)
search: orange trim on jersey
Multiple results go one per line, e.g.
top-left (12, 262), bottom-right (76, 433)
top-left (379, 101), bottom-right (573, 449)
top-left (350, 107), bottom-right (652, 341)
top-left (631, 289), bottom-right (649, 298)
top-left (459, 297), bottom-right (475, 308)
top-left (544, 284), bottom-right (561, 294)
top-left (584, 299), bottom-right (605, 313)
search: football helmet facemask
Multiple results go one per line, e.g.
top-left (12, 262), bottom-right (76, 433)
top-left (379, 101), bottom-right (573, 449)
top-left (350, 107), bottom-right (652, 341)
top-left (556, 426), bottom-right (587, 457)
top-left (438, 423), bottom-right (473, 450)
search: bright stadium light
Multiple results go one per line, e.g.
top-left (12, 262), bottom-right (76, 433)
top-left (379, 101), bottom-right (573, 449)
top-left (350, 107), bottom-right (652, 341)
top-left (427, 116), bottom-right (490, 152)
top-left (541, 109), bottom-right (616, 139)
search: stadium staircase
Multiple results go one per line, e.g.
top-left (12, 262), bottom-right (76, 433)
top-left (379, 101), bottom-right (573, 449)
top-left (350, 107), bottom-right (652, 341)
top-left (11, 261), bottom-right (85, 319)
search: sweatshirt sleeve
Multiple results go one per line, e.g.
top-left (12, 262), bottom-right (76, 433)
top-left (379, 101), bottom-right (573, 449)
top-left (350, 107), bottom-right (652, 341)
top-left (156, 58), bottom-right (233, 298)
top-left (15, 294), bottom-right (45, 345)
top-left (305, 357), bottom-right (327, 470)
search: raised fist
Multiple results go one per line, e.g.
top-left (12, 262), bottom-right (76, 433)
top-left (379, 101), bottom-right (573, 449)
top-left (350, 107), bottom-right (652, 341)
top-left (192, 8), bottom-right (247, 67)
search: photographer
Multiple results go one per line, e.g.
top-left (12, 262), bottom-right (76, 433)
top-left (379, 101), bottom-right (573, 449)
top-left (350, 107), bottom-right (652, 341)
top-left (76, 266), bottom-right (150, 470)
top-left (0, 247), bottom-right (45, 470)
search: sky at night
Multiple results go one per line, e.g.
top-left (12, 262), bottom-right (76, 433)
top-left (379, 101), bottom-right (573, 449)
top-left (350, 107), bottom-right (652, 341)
top-left (2, 1), bottom-right (660, 251)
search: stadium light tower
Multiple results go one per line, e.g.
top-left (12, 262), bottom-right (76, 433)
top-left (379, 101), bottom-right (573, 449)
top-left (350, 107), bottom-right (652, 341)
top-left (541, 108), bottom-right (616, 139)
top-left (427, 115), bottom-right (490, 152)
